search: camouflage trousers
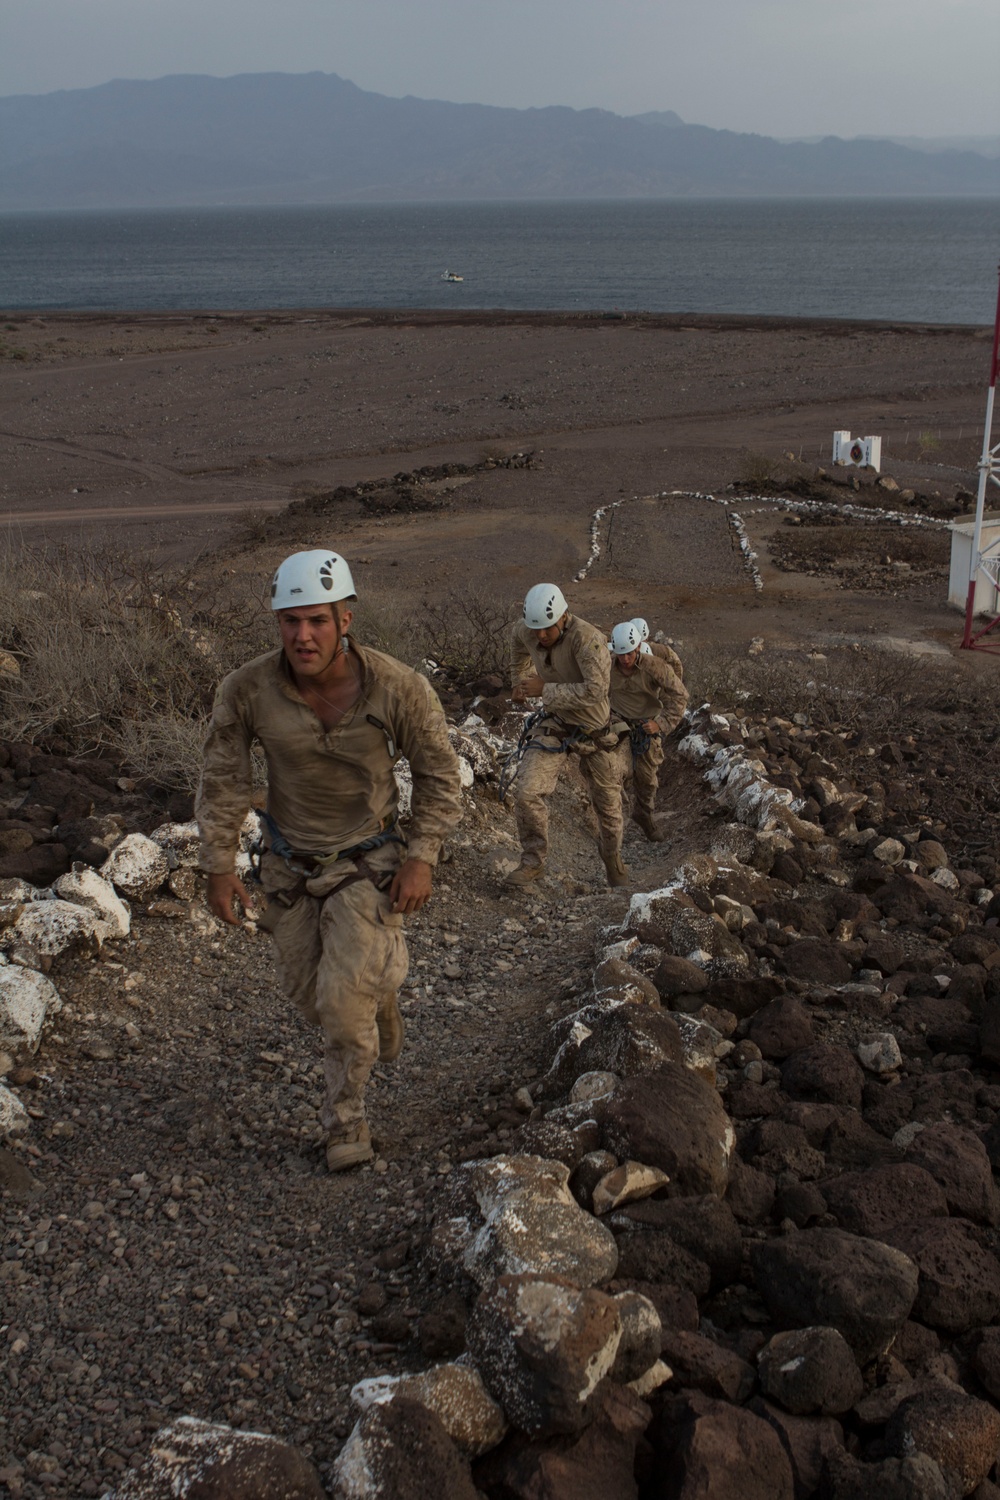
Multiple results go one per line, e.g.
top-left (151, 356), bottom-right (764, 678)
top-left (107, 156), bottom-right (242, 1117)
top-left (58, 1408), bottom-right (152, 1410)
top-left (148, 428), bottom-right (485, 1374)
top-left (260, 847), bottom-right (408, 1142)
top-left (513, 733), bottom-right (627, 869)
top-left (629, 734), bottom-right (664, 815)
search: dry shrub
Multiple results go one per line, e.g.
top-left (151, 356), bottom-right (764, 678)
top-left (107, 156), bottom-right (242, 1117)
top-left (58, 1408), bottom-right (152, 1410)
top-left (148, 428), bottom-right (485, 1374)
top-left (418, 588), bottom-right (516, 684)
top-left (685, 641), bottom-right (946, 738)
top-left (0, 542), bottom-right (270, 790)
top-left (349, 587), bottom-right (423, 668)
top-left (736, 449), bottom-right (781, 491)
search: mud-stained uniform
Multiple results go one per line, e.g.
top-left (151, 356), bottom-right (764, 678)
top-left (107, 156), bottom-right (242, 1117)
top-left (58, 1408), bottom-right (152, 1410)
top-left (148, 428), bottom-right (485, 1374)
top-left (196, 643), bottom-right (462, 1140)
top-left (610, 652), bottom-right (689, 816)
top-left (509, 614), bottom-right (626, 870)
top-left (644, 639), bottom-right (685, 680)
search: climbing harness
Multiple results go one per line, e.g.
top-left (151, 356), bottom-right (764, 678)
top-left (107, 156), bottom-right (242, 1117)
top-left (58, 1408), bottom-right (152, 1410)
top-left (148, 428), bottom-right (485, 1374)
top-left (628, 722), bottom-right (660, 760)
top-left (249, 811), bottom-right (404, 910)
top-left (498, 709), bottom-right (605, 801)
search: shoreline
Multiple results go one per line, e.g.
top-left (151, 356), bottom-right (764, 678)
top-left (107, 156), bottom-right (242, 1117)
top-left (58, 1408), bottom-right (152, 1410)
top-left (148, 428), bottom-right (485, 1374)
top-left (1, 307), bottom-right (991, 335)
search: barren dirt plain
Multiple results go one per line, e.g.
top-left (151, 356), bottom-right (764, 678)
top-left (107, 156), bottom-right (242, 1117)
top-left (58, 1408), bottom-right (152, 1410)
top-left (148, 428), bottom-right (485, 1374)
top-left (0, 307), bottom-right (994, 659)
top-left (2, 308), bottom-right (1000, 1498)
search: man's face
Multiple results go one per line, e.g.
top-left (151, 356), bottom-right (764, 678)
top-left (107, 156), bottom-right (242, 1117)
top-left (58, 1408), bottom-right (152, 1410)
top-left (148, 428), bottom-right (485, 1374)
top-left (531, 612), bottom-right (568, 650)
top-left (277, 603), bottom-right (352, 677)
top-left (614, 649), bottom-right (639, 673)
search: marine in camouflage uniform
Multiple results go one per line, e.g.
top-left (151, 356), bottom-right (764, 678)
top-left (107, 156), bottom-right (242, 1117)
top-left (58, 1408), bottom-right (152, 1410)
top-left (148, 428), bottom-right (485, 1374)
top-left (609, 626), bottom-right (688, 842)
top-left (507, 584), bottom-right (628, 888)
top-left (196, 550), bottom-right (462, 1170)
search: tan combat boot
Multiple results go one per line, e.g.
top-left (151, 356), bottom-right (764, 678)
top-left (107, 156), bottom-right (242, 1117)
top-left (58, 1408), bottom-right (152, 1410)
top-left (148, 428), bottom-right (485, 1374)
top-left (602, 853), bottom-right (632, 888)
top-left (632, 809), bottom-right (666, 842)
top-left (377, 993), bottom-right (405, 1063)
top-left (504, 861), bottom-right (545, 889)
top-left (326, 1121), bottom-right (374, 1172)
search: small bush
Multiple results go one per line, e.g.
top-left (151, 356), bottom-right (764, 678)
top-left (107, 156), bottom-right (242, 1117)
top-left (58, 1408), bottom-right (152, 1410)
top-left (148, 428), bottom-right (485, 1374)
top-left (736, 450), bottom-right (781, 491)
top-left (0, 542), bottom-right (270, 790)
top-left (418, 588), bottom-right (516, 685)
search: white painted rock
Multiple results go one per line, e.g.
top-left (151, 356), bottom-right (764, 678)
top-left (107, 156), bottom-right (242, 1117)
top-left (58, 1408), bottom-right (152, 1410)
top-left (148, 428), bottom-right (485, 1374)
top-left (351, 1363), bottom-right (507, 1457)
top-left (150, 820), bottom-right (202, 868)
top-left (464, 1196), bottom-right (619, 1289)
top-left (592, 1161), bottom-right (671, 1217)
top-left (100, 833), bottom-right (169, 899)
top-left (858, 1033), bottom-right (903, 1074)
top-left (111, 1415), bottom-right (324, 1497)
top-left (466, 1274), bottom-right (623, 1436)
top-left (629, 1358), bottom-right (673, 1397)
top-left (457, 756), bottom-right (475, 791)
top-left (0, 879), bottom-right (34, 904)
top-left (0, 1081), bottom-right (29, 1137)
top-left (464, 1154), bottom-right (575, 1218)
top-left (610, 1290), bottom-right (663, 1382)
top-left (931, 867), bottom-right (960, 892)
top-left (674, 1014), bottom-right (724, 1082)
top-left (569, 1070), bottom-right (619, 1106)
top-left (53, 867), bottom-right (131, 939)
top-left (0, 967), bottom-right (62, 1053)
top-left (10, 899), bottom-right (104, 957)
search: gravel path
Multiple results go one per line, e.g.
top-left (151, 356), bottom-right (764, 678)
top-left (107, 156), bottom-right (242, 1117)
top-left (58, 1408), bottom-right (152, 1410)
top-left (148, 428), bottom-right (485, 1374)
top-left (1, 753), bottom-right (715, 1498)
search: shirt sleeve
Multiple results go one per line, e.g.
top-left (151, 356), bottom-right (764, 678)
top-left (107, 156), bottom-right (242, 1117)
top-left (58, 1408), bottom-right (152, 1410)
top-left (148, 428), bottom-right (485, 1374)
top-left (393, 675), bottom-right (464, 866)
top-left (195, 678), bottom-right (254, 874)
top-left (650, 658), bottom-right (689, 735)
top-left (542, 630), bottom-right (611, 720)
top-left (510, 623), bottom-right (536, 690)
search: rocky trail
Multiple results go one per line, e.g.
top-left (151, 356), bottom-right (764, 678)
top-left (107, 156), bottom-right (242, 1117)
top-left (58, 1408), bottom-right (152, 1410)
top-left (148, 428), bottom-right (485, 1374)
top-left (0, 718), bottom-right (712, 1498)
top-left (5, 679), bottom-right (1000, 1499)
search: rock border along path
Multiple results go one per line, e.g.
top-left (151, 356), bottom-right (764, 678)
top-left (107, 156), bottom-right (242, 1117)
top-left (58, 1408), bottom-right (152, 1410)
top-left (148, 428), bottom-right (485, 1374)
top-left (576, 487), bottom-right (951, 596)
top-left (321, 704), bottom-right (1000, 1496)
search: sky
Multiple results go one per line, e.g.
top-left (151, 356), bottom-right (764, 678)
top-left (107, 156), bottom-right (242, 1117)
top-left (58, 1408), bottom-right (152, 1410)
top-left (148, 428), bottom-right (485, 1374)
top-left (4, 0), bottom-right (1000, 140)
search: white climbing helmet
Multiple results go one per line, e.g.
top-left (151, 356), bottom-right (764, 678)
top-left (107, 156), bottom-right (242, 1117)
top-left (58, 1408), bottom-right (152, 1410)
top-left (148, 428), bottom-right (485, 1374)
top-left (630, 617), bottom-right (650, 641)
top-left (270, 550), bottom-right (357, 611)
top-left (610, 621), bottom-right (643, 655)
top-left (523, 583), bottom-right (568, 630)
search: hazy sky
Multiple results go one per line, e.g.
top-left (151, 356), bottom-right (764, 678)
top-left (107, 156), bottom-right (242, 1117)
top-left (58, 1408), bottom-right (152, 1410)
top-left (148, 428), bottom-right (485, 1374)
top-left (4, 0), bottom-right (999, 139)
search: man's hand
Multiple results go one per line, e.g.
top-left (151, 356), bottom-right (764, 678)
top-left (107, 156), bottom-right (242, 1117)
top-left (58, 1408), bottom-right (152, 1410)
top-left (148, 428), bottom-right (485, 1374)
top-left (644, 719), bottom-right (661, 735)
top-left (389, 857), bottom-right (433, 915)
top-left (207, 871), bottom-right (252, 926)
top-left (512, 674), bottom-right (544, 703)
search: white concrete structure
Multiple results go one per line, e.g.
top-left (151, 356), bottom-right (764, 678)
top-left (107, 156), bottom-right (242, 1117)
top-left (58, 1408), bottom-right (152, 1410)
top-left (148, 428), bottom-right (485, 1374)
top-left (833, 431), bottom-right (882, 470)
top-left (950, 514), bottom-right (1000, 615)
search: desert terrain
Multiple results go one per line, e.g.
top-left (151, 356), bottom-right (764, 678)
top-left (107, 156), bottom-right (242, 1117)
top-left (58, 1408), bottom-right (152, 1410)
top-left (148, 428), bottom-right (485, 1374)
top-left (2, 308), bottom-right (1000, 1498)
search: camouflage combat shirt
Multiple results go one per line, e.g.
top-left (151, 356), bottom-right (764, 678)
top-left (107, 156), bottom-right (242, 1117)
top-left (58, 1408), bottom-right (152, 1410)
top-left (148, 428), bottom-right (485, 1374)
top-left (196, 641), bottom-right (463, 874)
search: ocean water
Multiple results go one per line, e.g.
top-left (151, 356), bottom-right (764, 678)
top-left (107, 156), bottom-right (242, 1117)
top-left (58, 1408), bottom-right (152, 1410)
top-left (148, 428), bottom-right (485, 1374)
top-left (1, 198), bottom-right (998, 324)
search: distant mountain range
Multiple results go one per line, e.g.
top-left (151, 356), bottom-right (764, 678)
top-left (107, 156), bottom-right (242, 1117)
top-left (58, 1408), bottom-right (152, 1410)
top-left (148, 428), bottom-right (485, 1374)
top-left (0, 71), bottom-right (996, 210)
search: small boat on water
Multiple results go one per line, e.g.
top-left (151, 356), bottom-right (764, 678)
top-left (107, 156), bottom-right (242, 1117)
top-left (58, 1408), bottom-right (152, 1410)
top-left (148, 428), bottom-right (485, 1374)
top-left (441, 270), bottom-right (464, 282)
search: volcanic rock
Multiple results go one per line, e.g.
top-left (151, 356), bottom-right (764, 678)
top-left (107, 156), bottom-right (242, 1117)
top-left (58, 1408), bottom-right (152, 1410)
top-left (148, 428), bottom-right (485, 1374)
top-left (881, 1218), bottom-right (1000, 1333)
top-left (781, 1043), bottom-right (865, 1110)
top-left (885, 1386), bottom-right (1000, 1496)
top-left (748, 996), bottom-right (817, 1059)
top-left (334, 1397), bottom-right (479, 1499)
top-left (472, 1384), bottom-right (650, 1500)
top-left (601, 1062), bottom-right (734, 1197)
top-left (113, 1416), bottom-right (325, 1499)
top-left (751, 1228), bottom-right (918, 1365)
top-left (904, 1121), bottom-right (998, 1225)
top-left (757, 1326), bottom-right (863, 1415)
top-left (819, 1164), bottom-right (948, 1237)
top-left (466, 1274), bottom-right (622, 1437)
top-left (610, 1195), bottom-right (742, 1292)
top-left (659, 1329), bottom-right (755, 1403)
top-left (663, 1396), bottom-right (794, 1500)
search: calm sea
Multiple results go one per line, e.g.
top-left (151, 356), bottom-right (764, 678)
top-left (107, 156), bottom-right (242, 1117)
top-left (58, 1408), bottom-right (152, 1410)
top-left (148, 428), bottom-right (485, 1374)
top-left (1, 199), bottom-right (998, 324)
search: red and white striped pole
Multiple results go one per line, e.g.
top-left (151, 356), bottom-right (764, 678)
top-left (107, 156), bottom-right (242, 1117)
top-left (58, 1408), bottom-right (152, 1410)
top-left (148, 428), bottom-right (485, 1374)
top-left (962, 263), bottom-right (1000, 650)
